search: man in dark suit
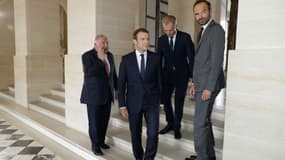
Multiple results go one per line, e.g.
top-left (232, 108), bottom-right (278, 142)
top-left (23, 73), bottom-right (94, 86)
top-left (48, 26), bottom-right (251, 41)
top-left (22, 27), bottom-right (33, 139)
top-left (185, 1), bottom-right (225, 160)
top-left (118, 28), bottom-right (161, 160)
top-left (157, 15), bottom-right (195, 139)
top-left (80, 34), bottom-right (117, 156)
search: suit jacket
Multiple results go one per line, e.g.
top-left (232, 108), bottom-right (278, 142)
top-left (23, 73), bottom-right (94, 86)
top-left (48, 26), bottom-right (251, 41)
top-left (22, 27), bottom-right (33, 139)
top-left (157, 30), bottom-right (195, 84)
top-left (118, 50), bottom-right (161, 114)
top-left (193, 20), bottom-right (226, 92)
top-left (80, 49), bottom-right (117, 105)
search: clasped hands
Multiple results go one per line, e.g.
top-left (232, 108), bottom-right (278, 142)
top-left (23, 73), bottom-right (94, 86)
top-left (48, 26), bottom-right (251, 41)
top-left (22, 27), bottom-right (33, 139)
top-left (189, 84), bottom-right (212, 101)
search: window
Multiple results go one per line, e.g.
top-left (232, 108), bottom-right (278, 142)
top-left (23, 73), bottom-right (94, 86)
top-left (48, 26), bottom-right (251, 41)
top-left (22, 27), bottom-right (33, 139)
top-left (145, 0), bottom-right (168, 50)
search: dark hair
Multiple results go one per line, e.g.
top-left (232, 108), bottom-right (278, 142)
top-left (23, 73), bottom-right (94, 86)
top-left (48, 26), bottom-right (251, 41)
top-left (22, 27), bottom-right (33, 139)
top-left (193, 0), bottom-right (211, 10)
top-left (162, 15), bottom-right (177, 25)
top-left (133, 28), bottom-right (149, 40)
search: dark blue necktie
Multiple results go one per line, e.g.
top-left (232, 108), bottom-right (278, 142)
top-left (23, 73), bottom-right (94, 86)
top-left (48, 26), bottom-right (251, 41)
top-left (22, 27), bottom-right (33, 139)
top-left (169, 36), bottom-right (174, 51)
top-left (140, 54), bottom-right (145, 79)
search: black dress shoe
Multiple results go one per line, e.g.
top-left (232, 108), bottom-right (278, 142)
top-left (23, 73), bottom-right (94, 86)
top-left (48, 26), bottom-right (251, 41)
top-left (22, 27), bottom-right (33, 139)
top-left (209, 156), bottom-right (216, 160)
top-left (92, 147), bottom-right (104, 156)
top-left (101, 143), bottom-right (110, 149)
top-left (174, 130), bottom-right (182, 139)
top-left (159, 125), bottom-right (173, 134)
top-left (185, 155), bottom-right (216, 160)
top-left (185, 155), bottom-right (196, 160)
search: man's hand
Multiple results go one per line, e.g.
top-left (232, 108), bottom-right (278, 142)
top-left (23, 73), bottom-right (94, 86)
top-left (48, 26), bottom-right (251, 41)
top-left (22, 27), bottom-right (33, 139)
top-left (97, 47), bottom-right (105, 60)
top-left (120, 107), bottom-right (128, 119)
top-left (201, 89), bottom-right (211, 101)
top-left (189, 85), bottom-right (195, 97)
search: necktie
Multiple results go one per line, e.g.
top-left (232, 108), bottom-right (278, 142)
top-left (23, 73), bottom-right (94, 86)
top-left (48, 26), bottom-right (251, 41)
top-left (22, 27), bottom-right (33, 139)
top-left (169, 36), bottom-right (174, 51)
top-left (140, 54), bottom-right (145, 79)
top-left (197, 27), bottom-right (204, 43)
top-left (104, 60), bottom-right (110, 77)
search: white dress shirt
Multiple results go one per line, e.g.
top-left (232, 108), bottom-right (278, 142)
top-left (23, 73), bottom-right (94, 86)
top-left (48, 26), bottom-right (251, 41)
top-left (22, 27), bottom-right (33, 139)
top-left (168, 31), bottom-right (177, 50)
top-left (135, 50), bottom-right (147, 71)
top-left (201, 19), bottom-right (213, 36)
top-left (104, 54), bottom-right (110, 71)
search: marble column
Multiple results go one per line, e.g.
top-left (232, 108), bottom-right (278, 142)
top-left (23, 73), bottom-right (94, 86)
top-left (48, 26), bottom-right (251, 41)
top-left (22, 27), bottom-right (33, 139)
top-left (65, 0), bottom-right (97, 133)
top-left (223, 0), bottom-right (285, 159)
top-left (13, 0), bottom-right (62, 107)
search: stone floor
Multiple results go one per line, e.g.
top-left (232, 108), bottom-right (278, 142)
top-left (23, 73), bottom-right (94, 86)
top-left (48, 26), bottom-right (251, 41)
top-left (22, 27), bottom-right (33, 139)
top-left (0, 116), bottom-right (62, 160)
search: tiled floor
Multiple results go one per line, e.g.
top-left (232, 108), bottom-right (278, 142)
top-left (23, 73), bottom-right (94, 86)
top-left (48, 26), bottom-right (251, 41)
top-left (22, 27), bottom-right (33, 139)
top-left (0, 117), bottom-right (62, 160)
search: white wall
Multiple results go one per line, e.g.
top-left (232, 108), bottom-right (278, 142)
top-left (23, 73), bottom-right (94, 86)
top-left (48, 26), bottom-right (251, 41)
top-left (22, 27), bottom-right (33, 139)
top-left (223, 0), bottom-right (285, 159)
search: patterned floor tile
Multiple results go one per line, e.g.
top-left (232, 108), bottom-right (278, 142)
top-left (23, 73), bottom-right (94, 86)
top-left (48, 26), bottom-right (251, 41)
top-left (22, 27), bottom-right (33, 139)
top-left (1, 122), bottom-right (10, 125)
top-left (13, 130), bottom-right (24, 135)
top-left (0, 140), bottom-right (16, 147)
top-left (0, 146), bottom-right (25, 157)
top-left (0, 134), bottom-right (11, 140)
top-left (7, 125), bottom-right (18, 129)
top-left (18, 146), bottom-right (44, 155)
top-left (11, 140), bottom-right (33, 147)
top-left (11, 155), bottom-right (36, 160)
top-left (33, 154), bottom-right (55, 160)
top-left (8, 134), bottom-right (25, 140)
top-left (53, 156), bottom-right (64, 160)
top-left (19, 135), bottom-right (34, 140)
top-left (0, 146), bottom-right (6, 152)
top-left (0, 129), bottom-right (17, 134)
top-left (0, 116), bottom-right (63, 160)
top-left (0, 125), bottom-right (10, 129)
top-left (0, 154), bottom-right (14, 160)
top-left (37, 148), bottom-right (53, 155)
top-left (28, 141), bottom-right (44, 147)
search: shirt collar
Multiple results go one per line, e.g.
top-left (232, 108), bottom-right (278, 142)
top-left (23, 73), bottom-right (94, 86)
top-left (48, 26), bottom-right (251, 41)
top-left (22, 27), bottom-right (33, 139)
top-left (202, 18), bottom-right (213, 31)
top-left (135, 50), bottom-right (147, 57)
top-left (168, 30), bottom-right (177, 40)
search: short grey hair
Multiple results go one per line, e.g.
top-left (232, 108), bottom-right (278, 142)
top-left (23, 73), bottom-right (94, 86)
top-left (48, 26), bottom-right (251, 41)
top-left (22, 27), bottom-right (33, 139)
top-left (162, 15), bottom-right (177, 25)
top-left (95, 34), bottom-right (107, 41)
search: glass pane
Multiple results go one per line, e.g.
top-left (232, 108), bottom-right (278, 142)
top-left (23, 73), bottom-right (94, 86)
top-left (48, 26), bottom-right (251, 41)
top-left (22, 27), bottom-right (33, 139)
top-left (159, 12), bottom-right (167, 36)
top-left (160, 2), bottom-right (168, 13)
top-left (147, 0), bottom-right (156, 17)
top-left (146, 18), bottom-right (156, 46)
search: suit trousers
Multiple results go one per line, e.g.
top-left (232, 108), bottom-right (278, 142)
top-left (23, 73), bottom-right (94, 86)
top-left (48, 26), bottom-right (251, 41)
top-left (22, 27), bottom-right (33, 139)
top-left (163, 80), bottom-right (188, 131)
top-left (87, 101), bottom-right (111, 149)
top-left (193, 90), bottom-right (220, 160)
top-left (128, 104), bottom-right (160, 160)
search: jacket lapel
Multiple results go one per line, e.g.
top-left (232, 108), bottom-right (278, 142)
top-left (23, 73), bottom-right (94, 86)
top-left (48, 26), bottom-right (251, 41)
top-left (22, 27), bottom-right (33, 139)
top-left (130, 52), bottom-right (142, 80)
top-left (173, 31), bottom-right (181, 53)
top-left (145, 51), bottom-right (151, 77)
top-left (196, 20), bottom-right (215, 51)
top-left (106, 52), bottom-right (113, 76)
top-left (91, 49), bottom-right (100, 64)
